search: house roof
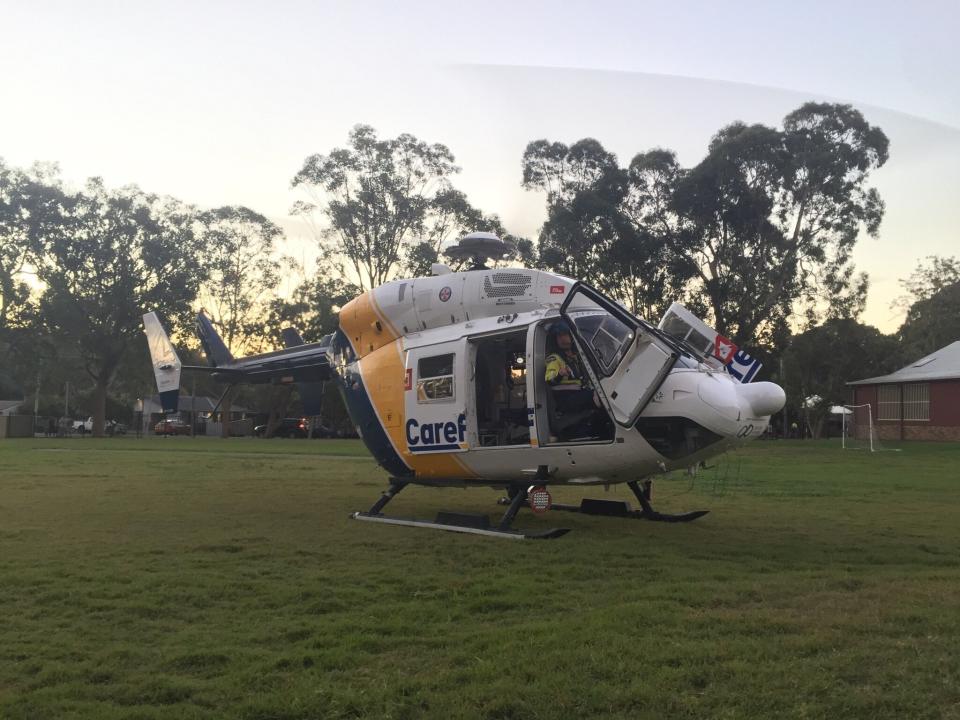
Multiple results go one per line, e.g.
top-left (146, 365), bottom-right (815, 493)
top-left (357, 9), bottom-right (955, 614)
top-left (0, 399), bottom-right (23, 412)
top-left (848, 340), bottom-right (960, 385)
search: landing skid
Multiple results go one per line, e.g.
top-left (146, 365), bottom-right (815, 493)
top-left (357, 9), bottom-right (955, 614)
top-left (350, 481), bottom-right (570, 540)
top-left (500, 480), bottom-right (709, 523)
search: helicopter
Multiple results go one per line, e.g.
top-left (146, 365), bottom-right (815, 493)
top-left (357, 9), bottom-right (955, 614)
top-left (143, 232), bottom-right (785, 539)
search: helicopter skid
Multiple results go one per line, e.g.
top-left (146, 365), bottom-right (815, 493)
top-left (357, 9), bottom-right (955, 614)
top-left (549, 500), bottom-right (709, 523)
top-left (351, 512), bottom-right (570, 540)
top-left (498, 479), bottom-right (708, 523)
top-left (351, 480), bottom-right (570, 539)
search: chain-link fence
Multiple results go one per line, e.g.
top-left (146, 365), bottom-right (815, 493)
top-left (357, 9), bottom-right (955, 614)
top-left (0, 415), bottom-right (136, 438)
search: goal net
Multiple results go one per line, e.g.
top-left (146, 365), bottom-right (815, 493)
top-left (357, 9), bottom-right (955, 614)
top-left (841, 404), bottom-right (892, 451)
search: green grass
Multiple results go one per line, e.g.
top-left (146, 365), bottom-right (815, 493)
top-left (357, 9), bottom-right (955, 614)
top-left (1, 437), bottom-right (958, 719)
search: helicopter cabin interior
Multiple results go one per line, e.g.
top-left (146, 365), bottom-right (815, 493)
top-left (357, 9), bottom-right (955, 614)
top-left (471, 330), bottom-right (530, 447)
top-left (469, 323), bottom-right (615, 448)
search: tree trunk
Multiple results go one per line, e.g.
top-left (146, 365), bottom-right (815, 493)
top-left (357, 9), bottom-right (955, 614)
top-left (220, 387), bottom-right (234, 438)
top-left (265, 386), bottom-right (294, 438)
top-left (93, 380), bottom-right (108, 437)
top-left (811, 413), bottom-right (825, 440)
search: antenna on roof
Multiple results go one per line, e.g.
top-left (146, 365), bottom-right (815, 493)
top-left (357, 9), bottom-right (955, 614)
top-left (443, 232), bottom-right (516, 270)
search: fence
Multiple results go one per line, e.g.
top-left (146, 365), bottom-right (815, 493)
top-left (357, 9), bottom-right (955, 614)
top-left (0, 414), bottom-right (255, 439)
top-left (0, 415), bottom-right (135, 438)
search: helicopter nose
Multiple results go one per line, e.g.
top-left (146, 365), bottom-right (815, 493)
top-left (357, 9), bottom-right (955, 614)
top-left (738, 381), bottom-right (786, 418)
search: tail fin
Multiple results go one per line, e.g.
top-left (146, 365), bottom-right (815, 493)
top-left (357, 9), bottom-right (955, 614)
top-left (280, 327), bottom-right (305, 347)
top-left (280, 327), bottom-right (324, 416)
top-left (143, 312), bottom-right (182, 413)
top-left (196, 312), bottom-right (234, 367)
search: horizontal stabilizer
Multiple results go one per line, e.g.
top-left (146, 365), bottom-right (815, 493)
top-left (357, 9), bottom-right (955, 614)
top-left (143, 312), bottom-right (182, 413)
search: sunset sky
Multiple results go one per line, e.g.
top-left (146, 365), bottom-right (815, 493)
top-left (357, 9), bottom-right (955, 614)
top-left (2, 0), bottom-right (958, 331)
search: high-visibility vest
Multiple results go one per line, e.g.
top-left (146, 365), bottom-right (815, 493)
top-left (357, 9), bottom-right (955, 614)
top-left (545, 352), bottom-right (589, 391)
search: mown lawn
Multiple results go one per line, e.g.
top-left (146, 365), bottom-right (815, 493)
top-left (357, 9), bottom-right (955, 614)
top-left (0, 437), bottom-right (958, 719)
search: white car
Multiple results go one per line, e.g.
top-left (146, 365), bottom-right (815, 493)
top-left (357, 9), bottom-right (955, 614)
top-left (72, 417), bottom-right (94, 434)
top-left (72, 417), bottom-right (124, 434)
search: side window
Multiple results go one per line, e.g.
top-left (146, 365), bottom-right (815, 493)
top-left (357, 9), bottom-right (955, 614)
top-left (417, 354), bottom-right (455, 402)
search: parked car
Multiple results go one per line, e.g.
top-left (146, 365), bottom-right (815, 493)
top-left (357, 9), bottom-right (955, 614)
top-left (254, 417), bottom-right (308, 438)
top-left (154, 419), bottom-right (191, 436)
top-left (72, 417), bottom-right (94, 434)
top-left (72, 417), bottom-right (125, 435)
top-left (309, 423), bottom-right (337, 439)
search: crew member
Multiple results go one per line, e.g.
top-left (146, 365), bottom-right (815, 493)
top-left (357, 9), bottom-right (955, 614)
top-left (545, 322), bottom-right (597, 417)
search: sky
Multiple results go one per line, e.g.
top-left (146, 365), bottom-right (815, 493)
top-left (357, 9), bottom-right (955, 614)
top-left (2, 0), bottom-right (958, 331)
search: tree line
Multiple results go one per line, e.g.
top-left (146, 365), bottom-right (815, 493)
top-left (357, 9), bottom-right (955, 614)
top-left (2, 101), bottom-right (957, 437)
top-left (0, 165), bottom-right (353, 435)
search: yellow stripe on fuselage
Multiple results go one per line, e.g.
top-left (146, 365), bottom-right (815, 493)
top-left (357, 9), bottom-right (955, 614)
top-left (358, 339), bottom-right (476, 481)
top-left (339, 291), bottom-right (399, 359)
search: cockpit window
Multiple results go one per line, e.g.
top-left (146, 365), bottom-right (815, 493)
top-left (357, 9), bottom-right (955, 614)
top-left (569, 312), bottom-right (634, 376)
top-left (560, 285), bottom-right (642, 377)
top-left (660, 310), bottom-right (713, 359)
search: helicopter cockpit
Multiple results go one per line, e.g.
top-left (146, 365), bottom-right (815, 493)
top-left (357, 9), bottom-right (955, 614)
top-left (528, 317), bottom-right (614, 444)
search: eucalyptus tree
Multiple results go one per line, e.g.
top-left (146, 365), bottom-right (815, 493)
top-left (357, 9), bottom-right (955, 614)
top-left (292, 125), bottom-right (462, 290)
top-left (196, 205), bottom-right (283, 356)
top-left (667, 103), bottom-right (888, 344)
top-left (523, 103), bottom-right (888, 347)
top-left (896, 255), bottom-right (960, 356)
top-left (522, 138), bottom-right (691, 320)
top-left (32, 178), bottom-right (204, 436)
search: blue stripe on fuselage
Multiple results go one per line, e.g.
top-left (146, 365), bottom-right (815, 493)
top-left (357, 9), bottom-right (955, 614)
top-left (331, 330), bottom-right (412, 478)
top-left (409, 444), bottom-right (461, 453)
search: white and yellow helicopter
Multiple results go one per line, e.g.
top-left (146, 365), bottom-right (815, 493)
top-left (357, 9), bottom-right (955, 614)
top-left (144, 233), bottom-right (785, 539)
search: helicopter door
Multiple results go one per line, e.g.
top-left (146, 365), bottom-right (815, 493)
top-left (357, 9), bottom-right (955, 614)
top-left (403, 340), bottom-right (468, 455)
top-left (560, 283), bottom-right (678, 427)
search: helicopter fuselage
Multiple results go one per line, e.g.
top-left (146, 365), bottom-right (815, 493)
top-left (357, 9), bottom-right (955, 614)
top-left (329, 268), bottom-right (784, 487)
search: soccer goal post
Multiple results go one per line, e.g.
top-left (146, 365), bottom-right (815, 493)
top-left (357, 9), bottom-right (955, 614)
top-left (842, 403), bottom-right (875, 451)
top-left (842, 404), bottom-right (900, 452)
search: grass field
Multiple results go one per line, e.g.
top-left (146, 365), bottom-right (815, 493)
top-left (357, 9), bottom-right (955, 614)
top-left (1, 437), bottom-right (958, 719)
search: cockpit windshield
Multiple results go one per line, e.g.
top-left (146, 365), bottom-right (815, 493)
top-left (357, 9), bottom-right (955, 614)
top-left (565, 308), bottom-right (635, 377)
top-left (572, 312), bottom-right (633, 373)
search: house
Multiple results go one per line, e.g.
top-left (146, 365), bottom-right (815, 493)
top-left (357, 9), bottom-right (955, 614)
top-left (0, 399), bottom-right (23, 417)
top-left (848, 340), bottom-right (960, 441)
top-left (0, 399), bottom-right (31, 438)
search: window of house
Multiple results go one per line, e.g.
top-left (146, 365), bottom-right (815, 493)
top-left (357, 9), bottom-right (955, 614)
top-left (877, 385), bottom-right (900, 420)
top-left (417, 354), bottom-right (455, 402)
top-left (903, 383), bottom-right (930, 421)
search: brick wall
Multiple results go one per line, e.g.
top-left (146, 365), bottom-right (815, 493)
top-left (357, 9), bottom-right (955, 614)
top-left (853, 379), bottom-right (960, 442)
top-left (904, 425), bottom-right (960, 441)
top-left (875, 424), bottom-right (960, 441)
